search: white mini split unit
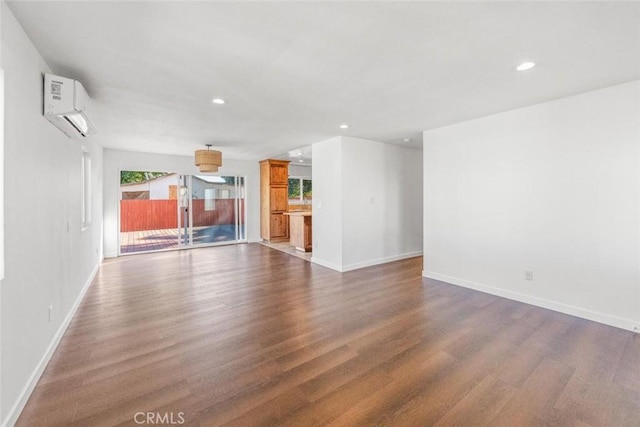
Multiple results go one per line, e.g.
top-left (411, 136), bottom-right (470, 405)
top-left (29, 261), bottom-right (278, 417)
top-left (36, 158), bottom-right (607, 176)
top-left (43, 73), bottom-right (96, 138)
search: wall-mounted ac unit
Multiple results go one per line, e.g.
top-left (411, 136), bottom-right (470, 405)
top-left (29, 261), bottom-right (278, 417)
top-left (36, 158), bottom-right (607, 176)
top-left (43, 73), bottom-right (96, 138)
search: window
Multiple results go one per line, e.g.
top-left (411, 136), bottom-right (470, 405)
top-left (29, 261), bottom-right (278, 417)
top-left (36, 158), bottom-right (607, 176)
top-left (81, 151), bottom-right (91, 228)
top-left (302, 179), bottom-right (312, 200)
top-left (204, 188), bottom-right (216, 211)
top-left (288, 178), bottom-right (300, 201)
top-left (288, 177), bottom-right (312, 204)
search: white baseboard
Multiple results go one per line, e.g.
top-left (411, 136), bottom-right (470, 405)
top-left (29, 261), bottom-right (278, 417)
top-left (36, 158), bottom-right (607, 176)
top-left (342, 251), bottom-right (423, 272)
top-left (2, 261), bottom-right (101, 427)
top-left (422, 270), bottom-right (640, 333)
top-left (104, 251), bottom-right (118, 258)
top-left (310, 257), bottom-right (344, 272)
top-left (312, 251), bottom-right (423, 273)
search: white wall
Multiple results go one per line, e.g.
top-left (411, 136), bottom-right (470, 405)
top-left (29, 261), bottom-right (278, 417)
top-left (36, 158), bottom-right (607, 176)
top-left (341, 137), bottom-right (423, 271)
top-left (103, 149), bottom-right (260, 257)
top-left (0, 2), bottom-right (4, 421)
top-left (1, 3), bottom-right (104, 425)
top-left (312, 136), bottom-right (423, 272)
top-left (423, 80), bottom-right (640, 331)
top-left (288, 164), bottom-right (311, 178)
top-left (311, 137), bottom-right (343, 270)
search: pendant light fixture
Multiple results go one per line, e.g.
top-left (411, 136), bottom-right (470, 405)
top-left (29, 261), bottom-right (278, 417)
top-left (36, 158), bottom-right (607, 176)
top-left (195, 144), bottom-right (222, 173)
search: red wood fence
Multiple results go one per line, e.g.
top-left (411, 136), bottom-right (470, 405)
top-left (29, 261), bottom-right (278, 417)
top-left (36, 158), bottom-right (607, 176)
top-left (120, 199), bottom-right (245, 232)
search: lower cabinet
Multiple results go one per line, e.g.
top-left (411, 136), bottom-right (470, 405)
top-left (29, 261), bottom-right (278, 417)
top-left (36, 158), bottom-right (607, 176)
top-left (270, 214), bottom-right (289, 240)
top-left (288, 213), bottom-right (312, 252)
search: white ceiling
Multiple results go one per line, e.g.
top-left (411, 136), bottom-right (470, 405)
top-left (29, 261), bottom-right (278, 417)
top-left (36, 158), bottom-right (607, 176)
top-left (8, 1), bottom-right (640, 161)
top-left (272, 145), bottom-right (314, 166)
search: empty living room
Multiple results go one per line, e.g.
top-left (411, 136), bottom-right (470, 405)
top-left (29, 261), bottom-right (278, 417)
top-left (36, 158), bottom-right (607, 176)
top-left (0, 1), bottom-right (639, 426)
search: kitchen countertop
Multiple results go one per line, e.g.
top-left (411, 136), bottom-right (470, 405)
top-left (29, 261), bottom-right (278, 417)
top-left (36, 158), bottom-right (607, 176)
top-left (284, 211), bottom-right (312, 216)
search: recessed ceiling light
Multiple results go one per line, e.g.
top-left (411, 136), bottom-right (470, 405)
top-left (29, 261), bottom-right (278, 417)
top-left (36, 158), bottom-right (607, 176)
top-left (296, 152), bottom-right (302, 156)
top-left (212, 98), bottom-right (225, 104)
top-left (298, 159), bottom-right (304, 163)
top-left (516, 62), bottom-right (536, 71)
top-left (339, 124), bottom-right (349, 129)
top-left (403, 138), bottom-right (411, 143)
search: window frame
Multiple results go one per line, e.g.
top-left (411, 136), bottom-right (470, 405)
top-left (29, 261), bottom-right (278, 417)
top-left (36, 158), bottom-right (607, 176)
top-left (81, 151), bottom-right (92, 229)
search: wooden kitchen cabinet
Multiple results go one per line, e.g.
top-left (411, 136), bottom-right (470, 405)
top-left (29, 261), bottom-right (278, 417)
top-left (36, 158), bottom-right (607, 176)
top-left (270, 187), bottom-right (288, 212)
top-left (285, 211), bottom-right (312, 252)
top-left (260, 159), bottom-right (290, 242)
top-left (270, 214), bottom-right (289, 239)
top-left (270, 163), bottom-right (288, 185)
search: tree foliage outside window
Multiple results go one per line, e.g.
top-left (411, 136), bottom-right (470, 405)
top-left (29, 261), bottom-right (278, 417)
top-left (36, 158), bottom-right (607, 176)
top-left (289, 177), bottom-right (311, 202)
top-left (302, 179), bottom-right (312, 200)
top-left (288, 178), bottom-right (301, 199)
top-left (120, 171), bottom-right (168, 184)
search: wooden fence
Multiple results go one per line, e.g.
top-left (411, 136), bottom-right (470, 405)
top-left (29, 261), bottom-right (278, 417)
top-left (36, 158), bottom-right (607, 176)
top-left (120, 199), bottom-right (244, 232)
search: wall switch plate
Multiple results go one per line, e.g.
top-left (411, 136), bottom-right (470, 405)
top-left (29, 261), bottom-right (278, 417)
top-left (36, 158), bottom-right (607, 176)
top-left (525, 270), bottom-right (534, 281)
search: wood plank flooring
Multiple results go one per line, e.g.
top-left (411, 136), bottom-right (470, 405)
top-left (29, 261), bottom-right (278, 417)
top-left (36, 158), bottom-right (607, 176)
top-left (119, 225), bottom-right (241, 254)
top-left (16, 244), bottom-right (640, 426)
top-left (119, 228), bottom-right (182, 253)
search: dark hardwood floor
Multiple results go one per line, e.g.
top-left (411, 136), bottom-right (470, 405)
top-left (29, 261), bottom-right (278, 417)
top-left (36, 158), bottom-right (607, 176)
top-left (17, 243), bottom-right (640, 426)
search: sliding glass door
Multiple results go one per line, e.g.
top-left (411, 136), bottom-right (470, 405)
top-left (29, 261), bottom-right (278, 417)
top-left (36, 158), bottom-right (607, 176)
top-left (119, 171), bottom-right (246, 255)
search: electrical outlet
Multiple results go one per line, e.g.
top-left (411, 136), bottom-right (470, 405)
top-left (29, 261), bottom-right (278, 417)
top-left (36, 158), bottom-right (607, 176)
top-left (524, 270), bottom-right (534, 281)
top-left (48, 305), bottom-right (53, 322)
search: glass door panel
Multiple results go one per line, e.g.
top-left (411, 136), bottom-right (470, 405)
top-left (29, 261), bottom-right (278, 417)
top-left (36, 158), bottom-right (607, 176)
top-left (119, 171), bottom-right (180, 254)
top-left (192, 175), bottom-right (239, 245)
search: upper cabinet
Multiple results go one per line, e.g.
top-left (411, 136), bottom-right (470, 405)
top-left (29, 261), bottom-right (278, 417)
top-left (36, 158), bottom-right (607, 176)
top-left (270, 163), bottom-right (288, 185)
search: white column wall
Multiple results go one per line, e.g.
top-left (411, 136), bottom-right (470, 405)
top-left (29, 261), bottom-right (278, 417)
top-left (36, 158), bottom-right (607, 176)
top-left (311, 137), bottom-right (343, 270)
top-left (311, 136), bottom-right (423, 272)
top-left (0, 1), bottom-right (4, 421)
top-left (341, 137), bottom-right (423, 271)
